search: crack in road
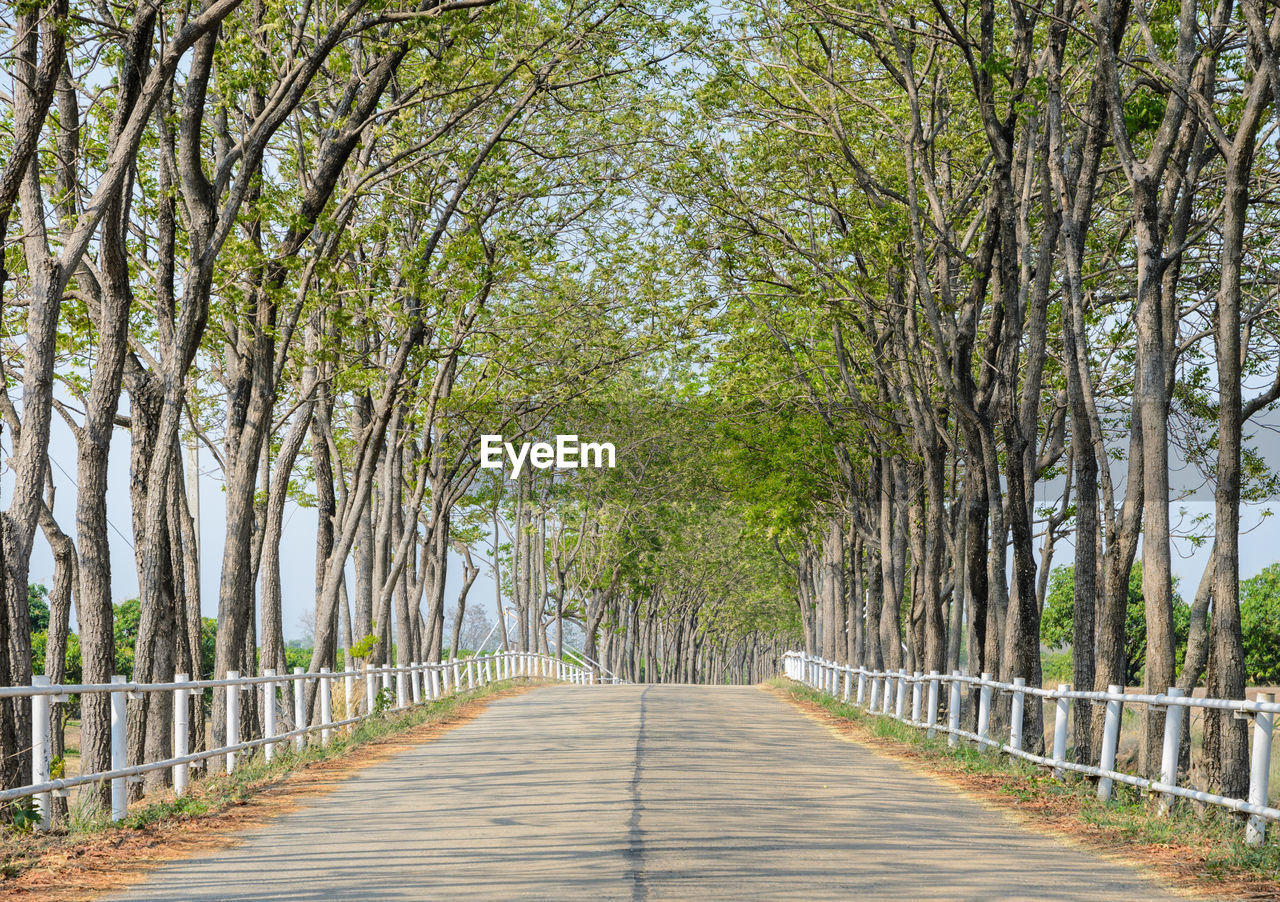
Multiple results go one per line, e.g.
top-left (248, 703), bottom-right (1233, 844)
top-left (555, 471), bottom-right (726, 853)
top-left (626, 686), bottom-right (649, 901)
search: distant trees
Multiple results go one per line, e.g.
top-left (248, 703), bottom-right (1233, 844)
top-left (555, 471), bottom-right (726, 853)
top-left (448, 605), bottom-right (494, 655)
top-left (1041, 566), bottom-right (1191, 687)
top-left (27, 586), bottom-right (48, 633)
top-left (1240, 565), bottom-right (1280, 685)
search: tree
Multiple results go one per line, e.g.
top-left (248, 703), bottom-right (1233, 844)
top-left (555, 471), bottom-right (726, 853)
top-left (1042, 565), bottom-right (1191, 687)
top-left (1240, 564), bottom-right (1280, 685)
top-left (113, 599), bottom-right (142, 680)
top-left (28, 585), bottom-right (49, 633)
top-left (455, 605), bottom-right (495, 654)
top-left (30, 631), bottom-right (81, 684)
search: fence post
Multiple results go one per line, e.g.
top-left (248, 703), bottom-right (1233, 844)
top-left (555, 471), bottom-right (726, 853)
top-left (396, 666), bottom-right (408, 710)
top-left (1246, 693), bottom-right (1274, 847)
top-left (895, 670), bottom-right (908, 720)
top-left (948, 671), bottom-right (962, 748)
top-left (869, 673), bottom-right (881, 712)
top-left (1158, 687), bottom-right (1185, 816)
top-left (926, 671), bottom-right (939, 738)
top-left (174, 675), bottom-right (190, 795)
top-left (1097, 684), bottom-right (1123, 801)
top-left (411, 664), bottom-right (422, 704)
top-left (111, 675), bottom-right (127, 821)
top-left (344, 670), bottom-right (355, 727)
top-left (843, 668), bottom-right (852, 703)
top-left (382, 664), bottom-right (392, 698)
top-left (977, 673), bottom-right (992, 750)
top-left (911, 671), bottom-right (923, 724)
top-left (31, 676), bottom-right (50, 830)
top-left (856, 670), bottom-right (866, 705)
top-left (320, 668), bottom-right (332, 745)
top-left (263, 670), bottom-right (277, 763)
top-left (293, 668), bottom-right (305, 751)
top-left (1009, 677), bottom-right (1026, 753)
top-left (366, 666), bottom-right (377, 714)
top-left (1052, 684), bottom-right (1070, 779)
top-left (225, 671), bottom-right (240, 774)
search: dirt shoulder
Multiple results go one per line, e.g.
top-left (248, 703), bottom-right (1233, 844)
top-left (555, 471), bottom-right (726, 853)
top-left (767, 682), bottom-right (1280, 902)
top-left (0, 684), bottom-right (533, 902)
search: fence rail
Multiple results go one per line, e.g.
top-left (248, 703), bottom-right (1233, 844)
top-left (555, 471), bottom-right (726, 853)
top-left (783, 651), bottom-right (1277, 847)
top-left (12, 651), bottom-right (614, 830)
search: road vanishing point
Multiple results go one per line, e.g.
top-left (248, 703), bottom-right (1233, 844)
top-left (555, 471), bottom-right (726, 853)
top-left (108, 685), bottom-right (1190, 901)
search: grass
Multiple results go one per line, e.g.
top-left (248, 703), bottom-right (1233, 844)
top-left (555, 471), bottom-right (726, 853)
top-left (772, 677), bottom-right (1280, 897)
top-left (125, 680), bottom-right (515, 830)
top-left (1, 679), bottom-right (525, 881)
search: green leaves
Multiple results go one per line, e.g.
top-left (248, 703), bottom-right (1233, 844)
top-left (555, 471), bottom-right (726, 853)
top-left (350, 633), bottom-right (380, 660)
top-left (1241, 564), bottom-right (1280, 684)
top-left (1123, 90), bottom-right (1165, 139)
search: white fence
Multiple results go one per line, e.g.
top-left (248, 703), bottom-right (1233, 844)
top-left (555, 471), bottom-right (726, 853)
top-left (784, 651), bottom-right (1278, 847)
top-left (3, 651), bottom-right (600, 830)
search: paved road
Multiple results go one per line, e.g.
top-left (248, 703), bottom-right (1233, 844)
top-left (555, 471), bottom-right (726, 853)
top-left (107, 685), bottom-right (1194, 901)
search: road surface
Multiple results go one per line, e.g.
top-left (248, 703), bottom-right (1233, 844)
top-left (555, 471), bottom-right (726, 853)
top-left (105, 685), bottom-right (1194, 901)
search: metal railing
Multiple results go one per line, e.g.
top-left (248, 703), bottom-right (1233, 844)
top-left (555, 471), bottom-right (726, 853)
top-left (561, 647), bottom-right (627, 685)
top-left (783, 651), bottom-right (1278, 847)
top-left (6, 651), bottom-right (590, 830)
